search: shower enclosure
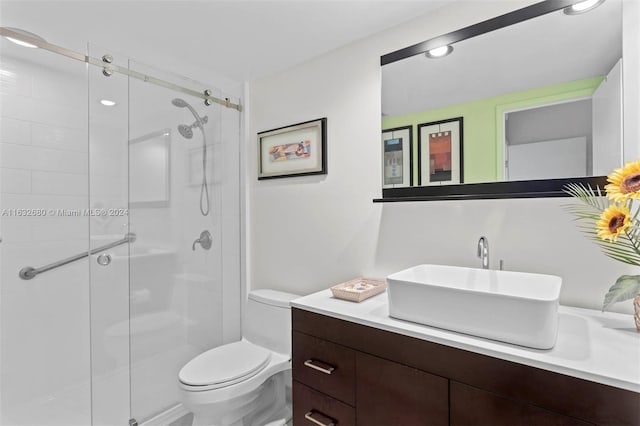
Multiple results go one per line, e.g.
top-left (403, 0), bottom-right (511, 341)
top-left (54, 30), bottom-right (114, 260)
top-left (0, 28), bottom-right (242, 425)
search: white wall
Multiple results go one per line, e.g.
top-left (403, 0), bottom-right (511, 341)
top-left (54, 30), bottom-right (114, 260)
top-left (248, 0), bottom-right (639, 314)
top-left (623, 0), bottom-right (640, 162)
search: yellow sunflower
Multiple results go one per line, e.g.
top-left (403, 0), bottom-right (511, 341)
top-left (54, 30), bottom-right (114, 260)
top-left (596, 204), bottom-right (631, 242)
top-left (605, 159), bottom-right (640, 201)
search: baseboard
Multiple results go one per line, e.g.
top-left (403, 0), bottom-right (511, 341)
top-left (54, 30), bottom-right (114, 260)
top-left (139, 403), bottom-right (190, 426)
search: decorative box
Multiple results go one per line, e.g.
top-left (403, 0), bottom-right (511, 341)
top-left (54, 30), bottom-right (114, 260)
top-left (330, 277), bottom-right (387, 302)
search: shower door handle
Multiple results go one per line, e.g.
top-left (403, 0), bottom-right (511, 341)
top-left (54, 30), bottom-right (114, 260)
top-left (97, 253), bottom-right (112, 266)
top-left (19, 232), bottom-right (135, 280)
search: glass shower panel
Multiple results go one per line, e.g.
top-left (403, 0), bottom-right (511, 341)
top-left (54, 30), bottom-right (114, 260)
top-left (87, 44), bottom-right (132, 426)
top-left (127, 61), bottom-right (224, 423)
top-left (0, 38), bottom-right (91, 425)
top-left (1, 32), bottom-right (240, 426)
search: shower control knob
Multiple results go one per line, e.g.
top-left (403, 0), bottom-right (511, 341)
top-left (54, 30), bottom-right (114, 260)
top-left (97, 253), bottom-right (112, 266)
top-left (192, 230), bottom-right (212, 251)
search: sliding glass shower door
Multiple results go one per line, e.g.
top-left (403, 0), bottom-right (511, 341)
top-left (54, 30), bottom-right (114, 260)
top-left (88, 46), bottom-right (230, 425)
top-left (0, 30), bottom-right (92, 426)
top-left (127, 60), bottom-right (226, 424)
top-left (87, 44), bottom-right (132, 426)
top-left (1, 33), bottom-right (239, 425)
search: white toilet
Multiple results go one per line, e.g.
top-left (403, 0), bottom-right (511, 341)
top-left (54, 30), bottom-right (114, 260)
top-left (178, 289), bottom-right (299, 426)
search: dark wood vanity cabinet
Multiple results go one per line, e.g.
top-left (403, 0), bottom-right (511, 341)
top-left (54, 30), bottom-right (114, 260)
top-left (355, 352), bottom-right (448, 425)
top-left (292, 308), bottom-right (640, 426)
top-left (292, 329), bottom-right (448, 426)
top-left (449, 382), bottom-right (592, 426)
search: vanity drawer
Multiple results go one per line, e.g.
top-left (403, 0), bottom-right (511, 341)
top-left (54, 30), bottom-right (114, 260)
top-left (293, 380), bottom-right (355, 426)
top-left (292, 331), bottom-right (356, 405)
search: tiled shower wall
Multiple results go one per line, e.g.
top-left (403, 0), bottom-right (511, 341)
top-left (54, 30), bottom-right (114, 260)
top-left (0, 53), bottom-right (92, 424)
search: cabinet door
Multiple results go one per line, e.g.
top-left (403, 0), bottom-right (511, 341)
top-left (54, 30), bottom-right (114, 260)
top-left (356, 353), bottom-right (448, 426)
top-left (450, 382), bottom-right (593, 426)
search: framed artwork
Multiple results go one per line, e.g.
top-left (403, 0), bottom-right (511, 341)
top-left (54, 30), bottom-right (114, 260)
top-left (418, 117), bottom-right (463, 186)
top-left (381, 125), bottom-right (412, 188)
top-left (258, 118), bottom-right (327, 179)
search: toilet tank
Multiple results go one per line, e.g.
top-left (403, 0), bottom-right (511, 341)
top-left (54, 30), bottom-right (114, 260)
top-left (243, 289), bottom-right (299, 355)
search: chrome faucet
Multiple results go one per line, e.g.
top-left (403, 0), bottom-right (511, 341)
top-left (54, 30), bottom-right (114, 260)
top-left (477, 236), bottom-right (489, 269)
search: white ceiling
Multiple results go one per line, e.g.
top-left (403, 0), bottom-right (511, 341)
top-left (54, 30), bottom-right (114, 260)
top-left (0, 0), bottom-right (449, 87)
top-left (382, 0), bottom-right (622, 117)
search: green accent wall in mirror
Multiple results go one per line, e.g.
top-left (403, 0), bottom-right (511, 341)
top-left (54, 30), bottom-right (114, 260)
top-left (383, 76), bottom-right (604, 186)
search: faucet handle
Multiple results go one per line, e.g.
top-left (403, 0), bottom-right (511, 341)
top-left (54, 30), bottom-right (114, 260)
top-left (192, 230), bottom-right (212, 251)
top-left (477, 236), bottom-right (487, 254)
top-left (477, 236), bottom-right (489, 269)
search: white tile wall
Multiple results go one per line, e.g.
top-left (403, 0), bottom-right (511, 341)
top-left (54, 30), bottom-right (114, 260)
top-left (1, 168), bottom-right (31, 194)
top-left (0, 64), bottom-right (31, 98)
top-left (32, 122), bottom-right (87, 152)
top-left (31, 171), bottom-right (87, 196)
top-left (0, 117), bottom-right (31, 145)
top-left (0, 53), bottom-right (92, 425)
top-left (0, 142), bottom-right (88, 173)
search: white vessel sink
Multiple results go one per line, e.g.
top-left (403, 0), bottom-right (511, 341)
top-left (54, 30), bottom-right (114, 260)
top-left (386, 264), bottom-right (562, 349)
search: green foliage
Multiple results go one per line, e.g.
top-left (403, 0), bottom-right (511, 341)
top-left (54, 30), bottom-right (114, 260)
top-left (602, 275), bottom-right (640, 311)
top-left (564, 182), bottom-right (640, 311)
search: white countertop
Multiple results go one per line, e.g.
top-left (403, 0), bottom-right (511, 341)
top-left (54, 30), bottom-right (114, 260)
top-left (291, 289), bottom-right (640, 393)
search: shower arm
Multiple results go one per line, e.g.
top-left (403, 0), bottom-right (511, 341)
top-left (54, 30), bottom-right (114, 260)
top-left (18, 233), bottom-right (136, 280)
top-left (182, 102), bottom-right (206, 127)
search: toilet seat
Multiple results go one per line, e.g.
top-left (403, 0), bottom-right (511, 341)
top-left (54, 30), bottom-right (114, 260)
top-left (179, 340), bottom-right (271, 391)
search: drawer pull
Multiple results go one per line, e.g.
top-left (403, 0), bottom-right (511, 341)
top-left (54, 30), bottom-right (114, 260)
top-left (305, 410), bottom-right (336, 426)
top-left (304, 359), bottom-right (335, 375)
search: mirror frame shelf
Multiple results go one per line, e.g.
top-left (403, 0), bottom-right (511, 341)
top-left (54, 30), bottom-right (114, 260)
top-left (373, 176), bottom-right (607, 202)
top-left (378, 0), bottom-right (614, 203)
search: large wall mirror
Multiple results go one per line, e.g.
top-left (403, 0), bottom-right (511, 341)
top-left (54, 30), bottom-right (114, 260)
top-left (379, 0), bottom-right (627, 201)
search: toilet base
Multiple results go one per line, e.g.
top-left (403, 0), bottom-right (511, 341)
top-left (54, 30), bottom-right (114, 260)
top-left (189, 372), bottom-right (289, 426)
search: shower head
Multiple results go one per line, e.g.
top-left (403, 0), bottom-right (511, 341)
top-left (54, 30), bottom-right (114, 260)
top-left (171, 98), bottom-right (211, 216)
top-left (178, 124), bottom-right (194, 139)
top-left (171, 98), bottom-right (188, 108)
top-left (176, 115), bottom-right (209, 139)
top-left (172, 97), bottom-right (208, 140)
top-left (172, 97), bottom-right (203, 124)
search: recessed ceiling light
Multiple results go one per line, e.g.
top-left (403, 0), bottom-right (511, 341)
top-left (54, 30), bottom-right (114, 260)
top-left (564, 0), bottom-right (605, 15)
top-left (425, 45), bottom-right (453, 59)
top-left (100, 99), bottom-right (117, 107)
top-left (2, 27), bottom-right (45, 48)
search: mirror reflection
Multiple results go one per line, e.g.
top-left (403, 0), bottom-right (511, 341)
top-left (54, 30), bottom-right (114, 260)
top-left (381, 0), bottom-right (623, 190)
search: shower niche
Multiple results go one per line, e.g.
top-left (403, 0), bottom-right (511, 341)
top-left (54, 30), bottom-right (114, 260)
top-left (129, 129), bottom-right (171, 207)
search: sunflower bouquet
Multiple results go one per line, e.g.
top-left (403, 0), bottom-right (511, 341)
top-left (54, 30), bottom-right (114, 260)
top-left (564, 159), bottom-right (640, 323)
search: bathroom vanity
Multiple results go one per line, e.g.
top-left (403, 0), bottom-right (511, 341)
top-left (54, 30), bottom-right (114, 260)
top-left (291, 290), bottom-right (640, 426)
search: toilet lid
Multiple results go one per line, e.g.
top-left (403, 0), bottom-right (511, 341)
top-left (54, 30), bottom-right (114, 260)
top-left (179, 340), bottom-right (271, 387)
